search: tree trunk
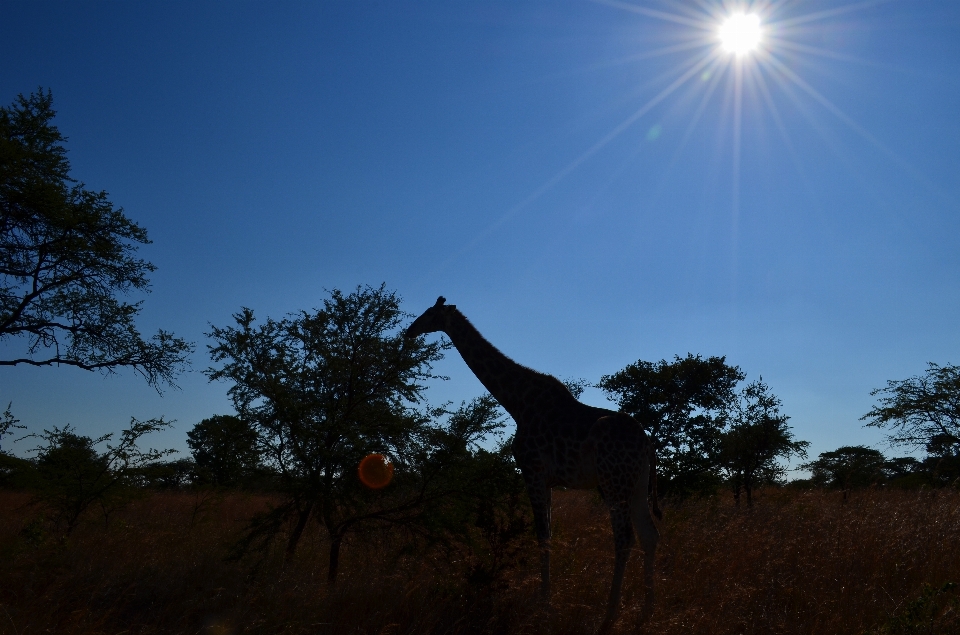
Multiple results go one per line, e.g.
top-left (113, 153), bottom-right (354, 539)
top-left (328, 534), bottom-right (343, 585)
top-left (745, 484), bottom-right (753, 507)
top-left (286, 502), bottom-right (313, 555)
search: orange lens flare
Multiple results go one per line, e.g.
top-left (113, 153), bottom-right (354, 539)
top-left (358, 453), bottom-right (394, 489)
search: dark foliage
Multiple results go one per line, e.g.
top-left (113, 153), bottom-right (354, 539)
top-left (20, 418), bottom-right (174, 534)
top-left (412, 401), bottom-right (531, 590)
top-left (206, 285), bottom-right (524, 583)
top-left (186, 415), bottom-right (261, 486)
top-left (858, 363), bottom-right (960, 486)
top-left (721, 379), bottom-right (808, 506)
top-left (132, 458), bottom-right (199, 490)
top-left (862, 363), bottom-right (960, 455)
top-left (206, 285), bottom-right (446, 575)
top-left (879, 582), bottom-right (960, 635)
top-left (0, 89), bottom-right (191, 388)
top-left (0, 401), bottom-right (25, 454)
top-left (802, 445), bottom-right (887, 491)
top-left (599, 353), bottom-right (745, 496)
top-left (0, 403), bottom-right (29, 488)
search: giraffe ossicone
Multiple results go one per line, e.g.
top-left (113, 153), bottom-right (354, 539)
top-left (406, 297), bottom-right (661, 633)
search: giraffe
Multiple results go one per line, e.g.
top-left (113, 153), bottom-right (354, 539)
top-left (406, 297), bottom-right (662, 633)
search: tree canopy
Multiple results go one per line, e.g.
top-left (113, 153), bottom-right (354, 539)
top-left (599, 353), bottom-right (745, 495)
top-left (186, 414), bottom-right (261, 486)
top-left (801, 446), bottom-right (887, 491)
top-left (24, 418), bottom-right (174, 535)
top-left (206, 285), bottom-right (521, 582)
top-left (721, 379), bottom-right (808, 506)
top-left (861, 362), bottom-right (960, 457)
top-left (0, 89), bottom-right (191, 388)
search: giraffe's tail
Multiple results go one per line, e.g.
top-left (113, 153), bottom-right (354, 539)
top-left (648, 448), bottom-right (663, 521)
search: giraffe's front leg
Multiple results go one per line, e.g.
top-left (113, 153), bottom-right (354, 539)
top-left (598, 501), bottom-right (634, 635)
top-left (524, 477), bottom-right (553, 601)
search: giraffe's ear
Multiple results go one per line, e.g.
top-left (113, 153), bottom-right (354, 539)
top-left (435, 296), bottom-right (446, 307)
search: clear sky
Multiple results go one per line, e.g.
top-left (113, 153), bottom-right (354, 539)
top-left (2, 1), bottom-right (959, 468)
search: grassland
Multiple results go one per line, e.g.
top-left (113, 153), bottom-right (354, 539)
top-left (1, 487), bottom-right (958, 634)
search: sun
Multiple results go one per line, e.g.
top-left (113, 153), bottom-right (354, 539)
top-left (719, 13), bottom-right (762, 56)
top-left (460, 0), bottom-right (893, 264)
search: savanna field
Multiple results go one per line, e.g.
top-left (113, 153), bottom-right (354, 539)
top-left (4, 4), bottom-right (960, 635)
top-left (2, 487), bottom-right (958, 635)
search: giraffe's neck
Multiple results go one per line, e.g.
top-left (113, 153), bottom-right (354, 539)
top-left (443, 309), bottom-right (537, 414)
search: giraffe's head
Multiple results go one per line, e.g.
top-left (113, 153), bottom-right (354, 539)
top-left (405, 296), bottom-right (455, 339)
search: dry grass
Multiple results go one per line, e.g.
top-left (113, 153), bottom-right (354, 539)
top-left (1, 487), bottom-right (959, 634)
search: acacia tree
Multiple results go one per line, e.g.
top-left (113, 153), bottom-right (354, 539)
top-left (27, 418), bottom-right (174, 535)
top-left (1, 402), bottom-right (23, 453)
top-left (599, 354), bottom-right (745, 496)
top-left (801, 446), bottom-right (887, 494)
top-left (862, 363), bottom-right (960, 454)
top-left (861, 363), bottom-right (960, 484)
top-left (0, 90), bottom-right (191, 388)
top-left (207, 285), bottom-right (519, 582)
top-left (0, 403), bottom-right (28, 485)
top-left (186, 415), bottom-right (261, 486)
top-left (721, 379), bottom-right (808, 506)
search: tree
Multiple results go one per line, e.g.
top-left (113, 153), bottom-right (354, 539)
top-left (862, 363), bottom-right (960, 455)
top-left (881, 456), bottom-right (923, 484)
top-left (0, 402), bottom-right (28, 487)
top-left (27, 418), bottom-right (174, 535)
top-left (131, 457), bottom-right (198, 490)
top-left (862, 363), bottom-right (960, 486)
top-left (801, 446), bottom-right (886, 494)
top-left (0, 401), bottom-right (24, 453)
top-left (599, 354), bottom-right (745, 496)
top-left (207, 285), bottom-right (478, 581)
top-left (921, 434), bottom-right (960, 484)
top-left (0, 89), bottom-right (191, 388)
top-left (361, 395), bottom-right (529, 588)
top-left (186, 414), bottom-right (261, 486)
top-left (721, 379), bottom-right (808, 506)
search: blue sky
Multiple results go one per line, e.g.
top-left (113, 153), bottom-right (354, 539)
top-left (2, 1), bottom-right (959, 468)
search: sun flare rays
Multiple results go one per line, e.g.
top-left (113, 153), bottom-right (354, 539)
top-left (573, 0), bottom-right (914, 228)
top-left (433, 0), bottom-right (913, 278)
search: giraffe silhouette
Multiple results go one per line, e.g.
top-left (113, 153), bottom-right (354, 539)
top-left (406, 297), bottom-right (661, 633)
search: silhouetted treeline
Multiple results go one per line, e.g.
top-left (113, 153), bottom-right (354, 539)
top-left (2, 288), bottom-right (957, 555)
top-left (4, 90), bottom-right (958, 559)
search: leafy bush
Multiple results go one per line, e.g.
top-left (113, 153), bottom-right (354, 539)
top-left (878, 582), bottom-right (960, 635)
top-left (23, 418), bottom-right (174, 535)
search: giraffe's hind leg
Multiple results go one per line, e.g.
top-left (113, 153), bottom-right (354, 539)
top-left (630, 484), bottom-right (660, 623)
